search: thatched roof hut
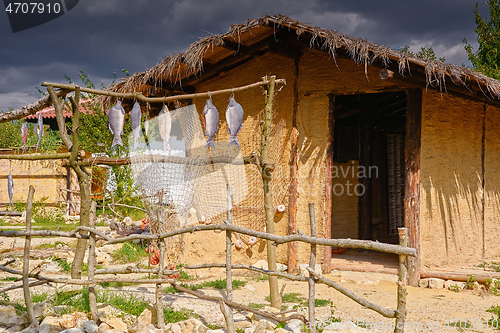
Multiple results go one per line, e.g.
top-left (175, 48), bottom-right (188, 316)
top-left (105, 14), bottom-right (500, 285)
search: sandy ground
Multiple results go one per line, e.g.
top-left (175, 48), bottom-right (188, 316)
top-left (1, 233), bottom-right (500, 333)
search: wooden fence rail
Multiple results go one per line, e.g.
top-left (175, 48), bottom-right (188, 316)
top-left (0, 195), bottom-right (413, 332)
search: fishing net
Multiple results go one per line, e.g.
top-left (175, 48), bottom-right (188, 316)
top-left (128, 103), bottom-right (289, 261)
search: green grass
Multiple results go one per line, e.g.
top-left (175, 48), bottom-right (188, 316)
top-left (266, 292), bottom-right (303, 304)
top-left (163, 307), bottom-right (198, 323)
top-left (31, 292), bottom-right (48, 303)
top-left (487, 305), bottom-right (500, 329)
top-left (98, 281), bottom-right (133, 288)
top-left (248, 303), bottom-right (266, 309)
top-left (0, 277), bottom-right (18, 281)
top-left (51, 257), bottom-right (71, 273)
top-left (251, 274), bottom-right (269, 281)
top-left (36, 241), bottom-right (69, 249)
top-left (163, 278), bottom-right (247, 294)
top-left (176, 264), bottom-right (192, 281)
top-left (111, 242), bottom-right (148, 264)
top-left (314, 299), bottom-right (333, 307)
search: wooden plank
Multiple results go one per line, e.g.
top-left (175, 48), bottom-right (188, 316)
top-left (0, 174), bottom-right (66, 179)
top-left (358, 95), bottom-right (373, 240)
top-left (404, 89), bottom-right (422, 286)
top-left (323, 95), bottom-right (334, 274)
top-left (287, 59), bottom-right (300, 274)
top-left (420, 270), bottom-right (500, 283)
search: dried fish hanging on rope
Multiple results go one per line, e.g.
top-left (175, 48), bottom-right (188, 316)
top-left (131, 89), bottom-right (290, 259)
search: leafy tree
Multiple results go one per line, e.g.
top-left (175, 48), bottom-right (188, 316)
top-left (398, 45), bottom-right (445, 62)
top-left (64, 70), bottom-right (145, 218)
top-left (463, 0), bottom-right (500, 79)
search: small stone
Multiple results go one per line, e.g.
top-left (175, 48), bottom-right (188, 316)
top-left (97, 304), bottom-right (125, 317)
top-left (299, 264), bottom-right (322, 276)
top-left (0, 246), bottom-right (10, 254)
top-left (418, 278), bottom-right (429, 288)
top-left (428, 278), bottom-right (445, 289)
top-left (82, 321), bottom-right (98, 333)
top-left (137, 307), bottom-right (153, 326)
top-left (129, 322), bottom-right (155, 333)
top-left (0, 305), bottom-right (20, 328)
top-left (39, 316), bottom-right (63, 333)
top-left (263, 306), bottom-right (280, 314)
top-left (60, 329), bottom-right (84, 333)
top-left (41, 260), bottom-right (63, 272)
top-left (59, 312), bottom-right (87, 330)
top-left (206, 330), bottom-right (224, 333)
top-left (123, 216), bottom-right (132, 224)
top-left (246, 312), bottom-right (259, 323)
top-left (445, 280), bottom-right (466, 290)
top-left (252, 260), bottom-right (268, 270)
top-left (234, 321), bottom-right (252, 329)
top-left (104, 330), bottom-right (124, 333)
top-left (97, 323), bottom-right (111, 333)
top-left (100, 316), bottom-right (127, 332)
top-left (253, 321), bottom-right (268, 333)
top-left (187, 318), bottom-right (208, 333)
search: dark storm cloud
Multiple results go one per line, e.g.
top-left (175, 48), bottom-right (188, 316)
top-left (0, 0), bottom-right (485, 111)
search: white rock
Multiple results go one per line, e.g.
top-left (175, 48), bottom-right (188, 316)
top-left (97, 323), bottom-right (111, 333)
top-left (129, 322), bottom-right (156, 333)
top-left (234, 321), bottom-right (252, 329)
top-left (0, 305), bottom-right (19, 328)
top-left (428, 278), bottom-right (445, 289)
top-left (252, 260), bottom-right (268, 270)
top-left (123, 216), bottom-right (132, 224)
top-left (299, 264), bottom-right (322, 276)
top-left (60, 329), bottom-right (84, 333)
top-left (276, 263), bottom-right (287, 272)
top-left (82, 321), bottom-right (98, 333)
top-left (286, 319), bottom-right (303, 333)
top-left (418, 278), bottom-right (429, 288)
top-left (41, 260), bottom-right (63, 272)
top-left (39, 316), bottom-right (64, 333)
top-left (100, 316), bottom-right (127, 332)
top-left (444, 280), bottom-right (466, 290)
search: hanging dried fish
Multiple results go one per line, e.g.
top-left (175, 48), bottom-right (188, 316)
top-left (7, 172), bottom-right (14, 207)
top-left (202, 99), bottom-right (219, 149)
top-left (158, 104), bottom-right (172, 152)
top-left (108, 101), bottom-right (125, 147)
top-left (36, 112), bottom-right (43, 148)
top-left (21, 122), bottom-right (28, 152)
top-left (225, 97), bottom-right (244, 147)
top-left (130, 101), bottom-right (141, 147)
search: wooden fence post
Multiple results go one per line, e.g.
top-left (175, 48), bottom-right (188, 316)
top-left (88, 201), bottom-right (98, 321)
top-left (23, 185), bottom-right (36, 326)
top-left (224, 184), bottom-right (236, 333)
top-left (308, 203), bottom-right (317, 333)
top-left (156, 224), bottom-right (166, 329)
top-left (394, 227), bottom-right (408, 333)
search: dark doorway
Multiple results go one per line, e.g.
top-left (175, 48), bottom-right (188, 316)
top-left (331, 92), bottom-right (407, 244)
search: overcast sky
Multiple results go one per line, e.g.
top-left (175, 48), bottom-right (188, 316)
top-left (0, 0), bottom-right (488, 112)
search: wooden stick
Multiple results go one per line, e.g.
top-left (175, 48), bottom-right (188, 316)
top-left (104, 224), bottom-right (417, 257)
top-left (0, 211), bottom-right (22, 216)
top-left (183, 263), bottom-right (308, 281)
top-left (220, 300), bottom-right (236, 333)
top-left (110, 203), bottom-right (146, 213)
top-left (156, 238), bottom-right (166, 329)
top-left (0, 264), bottom-right (177, 285)
top-left (394, 228), bottom-right (408, 333)
top-left (88, 201), bottom-right (98, 321)
top-left (64, 154), bottom-right (255, 167)
top-left (95, 267), bottom-right (178, 275)
top-left (0, 88), bottom-right (69, 124)
top-left (226, 185), bottom-right (233, 301)
top-left (170, 283), bottom-right (306, 324)
top-left (0, 280), bottom-right (48, 294)
top-left (0, 153), bottom-right (71, 160)
top-left (307, 267), bottom-right (396, 318)
top-left (308, 203), bottom-right (317, 333)
top-left (0, 230), bottom-right (90, 239)
top-left (420, 270), bottom-right (500, 283)
top-left (23, 185), bottom-right (36, 326)
top-left (42, 79), bottom-right (286, 103)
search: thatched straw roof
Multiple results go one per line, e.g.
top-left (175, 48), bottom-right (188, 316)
top-left (103, 14), bottom-right (500, 106)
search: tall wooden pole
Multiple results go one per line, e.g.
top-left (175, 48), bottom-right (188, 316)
top-left (394, 228), bottom-right (408, 333)
top-left (323, 95), bottom-right (335, 274)
top-left (262, 76), bottom-right (281, 309)
top-left (22, 186), bottom-right (36, 326)
top-left (288, 60), bottom-right (299, 274)
top-left (308, 203), bottom-right (317, 333)
top-left (404, 89), bottom-right (422, 286)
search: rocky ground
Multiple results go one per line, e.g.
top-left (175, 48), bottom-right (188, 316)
top-left (0, 218), bottom-right (500, 332)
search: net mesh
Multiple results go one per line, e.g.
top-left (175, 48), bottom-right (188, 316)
top-left (129, 102), bottom-right (289, 261)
